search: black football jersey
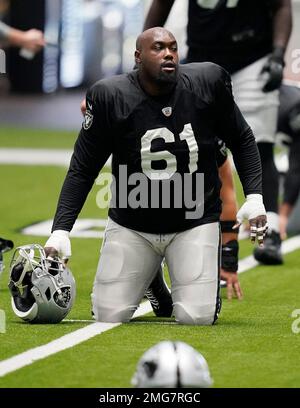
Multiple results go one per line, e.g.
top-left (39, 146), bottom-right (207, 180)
top-left (52, 63), bottom-right (262, 234)
top-left (186, 0), bottom-right (275, 73)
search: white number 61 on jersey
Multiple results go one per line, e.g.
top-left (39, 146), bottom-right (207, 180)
top-left (141, 124), bottom-right (198, 180)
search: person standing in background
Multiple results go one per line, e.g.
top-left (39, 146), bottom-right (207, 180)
top-left (277, 83), bottom-right (300, 239)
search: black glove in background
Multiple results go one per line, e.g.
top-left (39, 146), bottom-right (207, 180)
top-left (261, 47), bottom-right (285, 93)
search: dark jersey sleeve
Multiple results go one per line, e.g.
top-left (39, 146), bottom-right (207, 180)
top-left (52, 84), bottom-right (113, 232)
top-left (214, 66), bottom-right (262, 196)
top-left (215, 138), bottom-right (228, 168)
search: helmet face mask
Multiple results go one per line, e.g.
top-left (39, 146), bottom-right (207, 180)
top-left (132, 341), bottom-right (213, 388)
top-left (9, 244), bottom-right (75, 324)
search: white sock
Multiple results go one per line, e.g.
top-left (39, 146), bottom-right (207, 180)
top-left (266, 211), bottom-right (279, 233)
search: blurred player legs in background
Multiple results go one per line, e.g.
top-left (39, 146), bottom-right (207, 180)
top-left (277, 83), bottom-right (300, 239)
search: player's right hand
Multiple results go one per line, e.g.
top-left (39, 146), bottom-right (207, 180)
top-left (44, 230), bottom-right (71, 261)
top-left (233, 194), bottom-right (268, 246)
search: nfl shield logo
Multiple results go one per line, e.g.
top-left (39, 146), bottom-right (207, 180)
top-left (162, 107), bottom-right (172, 117)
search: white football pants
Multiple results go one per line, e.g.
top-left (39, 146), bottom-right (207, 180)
top-left (92, 218), bottom-right (221, 325)
top-left (232, 56), bottom-right (280, 143)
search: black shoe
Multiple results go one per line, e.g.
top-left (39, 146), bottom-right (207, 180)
top-left (0, 237), bottom-right (14, 253)
top-left (253, 230), bottom-right (283, 265)
top-left (0, 237), bottom-right (14, 275)
top-left (145, 269), bottom-right (173, 317)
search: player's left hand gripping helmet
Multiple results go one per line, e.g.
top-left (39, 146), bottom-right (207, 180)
top-left (8, 244), bottom-right (76, 323)
top-left (131, 341), bottom-right (213, 388)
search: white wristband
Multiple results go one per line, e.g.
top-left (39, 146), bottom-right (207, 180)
top-left (45, 230), bottom-right (71, 259)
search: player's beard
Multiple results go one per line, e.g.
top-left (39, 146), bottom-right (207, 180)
top-left (157, 67), bottom-right (178, 85)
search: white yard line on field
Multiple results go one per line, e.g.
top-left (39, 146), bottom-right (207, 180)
top-left (0, 238), bottom-right (300, 378)
top-left (0, 148), bottom-right (73, 166)
top-left (0, 148), bottom-right (111, 167)
top-left (0, 301), bottom-right (152, 377)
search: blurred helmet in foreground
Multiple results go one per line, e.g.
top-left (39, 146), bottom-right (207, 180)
top-left (131, 340), bottom-right (213, 388)
top-left (9, 244), bottom-right (75, 323)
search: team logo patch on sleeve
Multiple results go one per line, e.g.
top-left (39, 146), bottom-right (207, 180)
top-left (83, 111), bottom-right (93, 130)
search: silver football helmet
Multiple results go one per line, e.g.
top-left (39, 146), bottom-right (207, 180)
top-left (132, 341), bottom-right (213, 388)
top-left (9, 244), bottom-right (75, 323)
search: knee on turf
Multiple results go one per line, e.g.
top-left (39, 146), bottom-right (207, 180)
top-left (92, 296), bottom-right (136, 323)
top-left (173, 302), bottom-right (216, 325)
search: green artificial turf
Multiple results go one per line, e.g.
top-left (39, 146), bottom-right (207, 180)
top-left (0, 127), bottom-right (77, 149)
